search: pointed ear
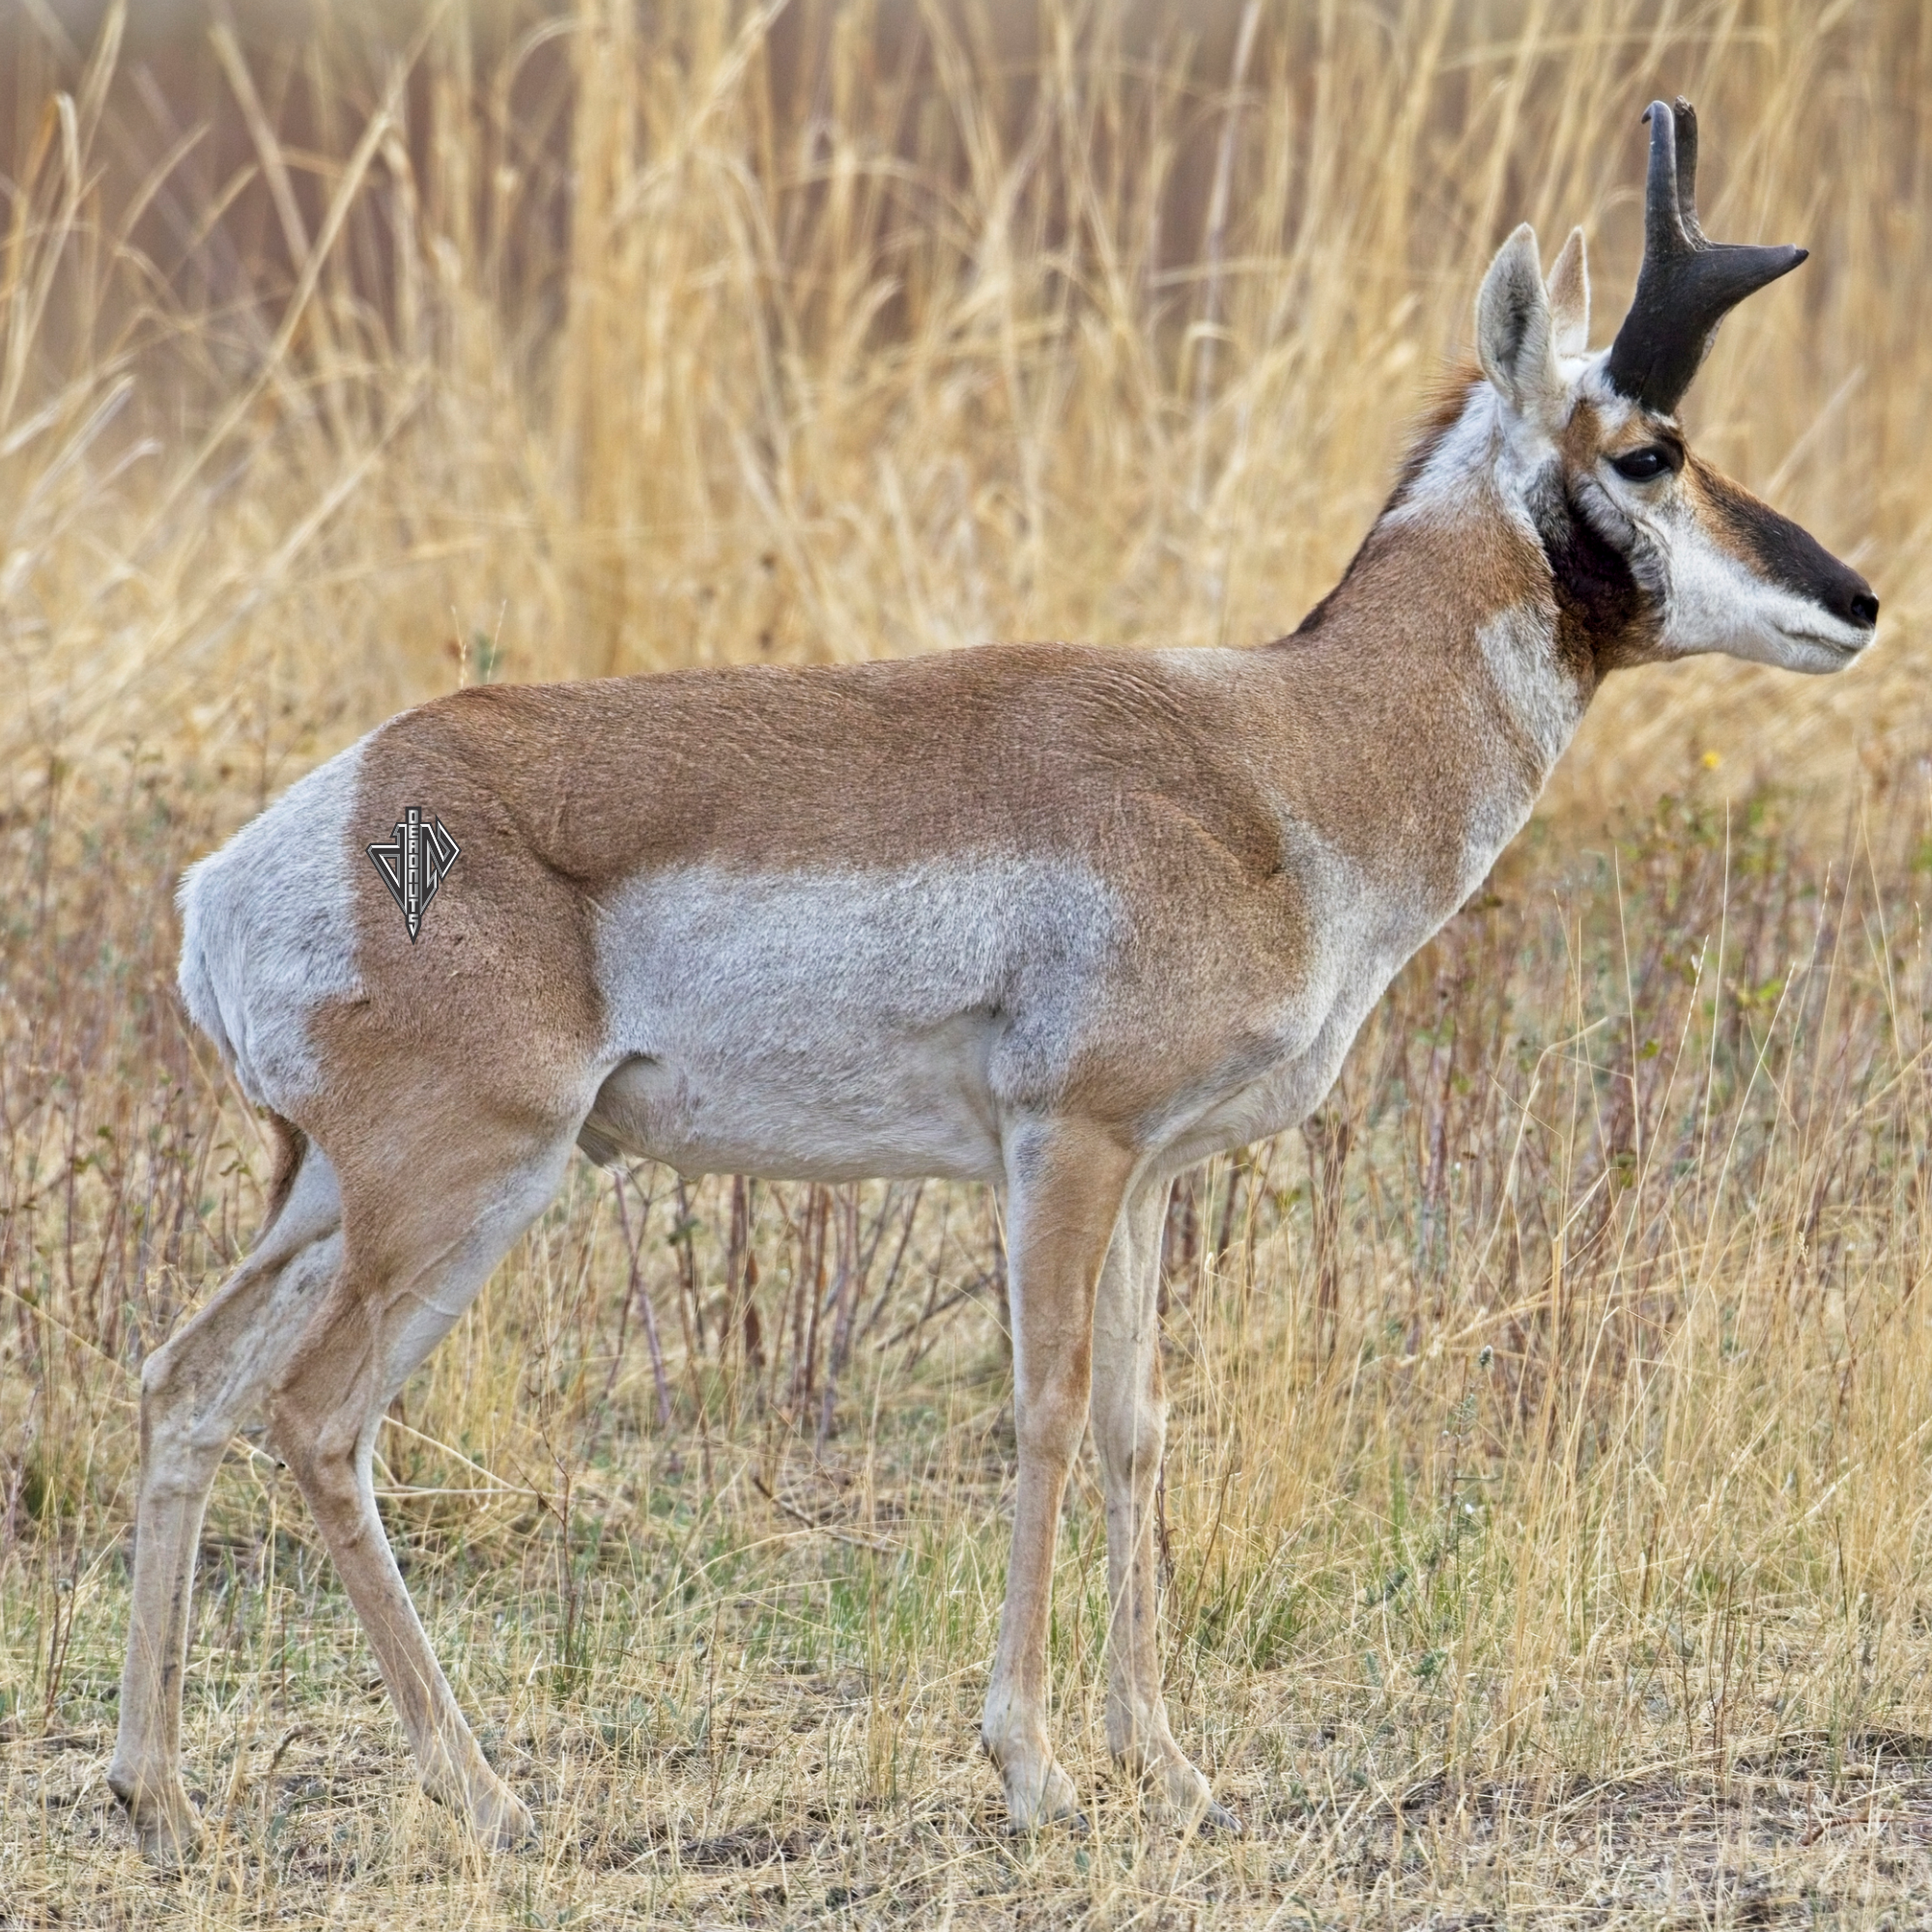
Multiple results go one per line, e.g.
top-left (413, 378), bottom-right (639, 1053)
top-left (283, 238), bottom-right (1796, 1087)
top-left (1547, 226), bottom-right (1590, 357)
top-left (1476, 223), bottom-right (1564, 423)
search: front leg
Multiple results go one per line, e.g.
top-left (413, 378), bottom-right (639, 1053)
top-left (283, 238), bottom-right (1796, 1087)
top-left (980, 1117), bottom-right (1136, 1830)
top-left (1090, 1179), bottom-right (1239, 1832)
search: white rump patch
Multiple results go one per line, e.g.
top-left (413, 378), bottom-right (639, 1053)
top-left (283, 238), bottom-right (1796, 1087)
top-left (586, 857), bottom-right (1122, 1182)
top-left (177, 739), bottom-right (367, 1110)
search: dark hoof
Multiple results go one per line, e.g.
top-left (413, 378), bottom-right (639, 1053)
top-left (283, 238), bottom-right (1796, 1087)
top-left (1196, 1799), bottom-right (1243, 1836)
top-left (1004, 1807), bottom-right (1089, 1838)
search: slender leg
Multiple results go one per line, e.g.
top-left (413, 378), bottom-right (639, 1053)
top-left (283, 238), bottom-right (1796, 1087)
top-left (109, 1150), bottom-right (343, 1862)
top-left (1090, 1179), bottom-right (1238, 1831)
top-left (980, 1117), bottom-right (1137, 1830)
top-left (263, 1128), bottom-right (574, 1847)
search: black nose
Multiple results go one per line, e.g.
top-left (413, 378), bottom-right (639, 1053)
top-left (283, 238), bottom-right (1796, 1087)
top-left (1823, 559), bottom-right (1880, 629)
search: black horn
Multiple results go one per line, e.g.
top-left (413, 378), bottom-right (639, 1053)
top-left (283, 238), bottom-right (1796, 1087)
top-left (1603, 99), bottom-right (1806, 414)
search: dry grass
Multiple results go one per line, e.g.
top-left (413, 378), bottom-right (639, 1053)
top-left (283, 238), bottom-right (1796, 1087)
top-left (6, 1), bottom-right (1932, 1924)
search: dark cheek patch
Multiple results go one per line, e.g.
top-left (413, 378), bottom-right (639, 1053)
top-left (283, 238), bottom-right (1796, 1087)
top-left (1530, 472), bottom-right (1655, 671)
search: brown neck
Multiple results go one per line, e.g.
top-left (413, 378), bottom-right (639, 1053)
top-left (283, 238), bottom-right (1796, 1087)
top-left (1251, 472), bottom-right (1595, 912)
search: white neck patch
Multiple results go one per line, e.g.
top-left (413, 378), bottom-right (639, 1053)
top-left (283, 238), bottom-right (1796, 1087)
top-left (1387, 381), bottom-right (1553, 541)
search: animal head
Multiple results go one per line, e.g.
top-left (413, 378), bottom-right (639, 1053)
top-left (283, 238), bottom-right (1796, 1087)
top-left (1436, 99), bottom-right (1877, 676)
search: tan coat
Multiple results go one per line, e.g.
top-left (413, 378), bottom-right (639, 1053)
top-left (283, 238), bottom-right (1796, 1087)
top-left (109, 210), bottom-right (1877, 1856)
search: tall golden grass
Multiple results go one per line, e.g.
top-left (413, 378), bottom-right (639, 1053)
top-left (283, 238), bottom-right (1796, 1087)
top-left (7, 2), bottom-right (1932, 1924)
top-left (4, 0), bottom-right (1926, 793)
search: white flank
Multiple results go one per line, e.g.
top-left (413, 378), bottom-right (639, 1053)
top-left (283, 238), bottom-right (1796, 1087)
top-left (585, 857), bottom-right (1123, 1182)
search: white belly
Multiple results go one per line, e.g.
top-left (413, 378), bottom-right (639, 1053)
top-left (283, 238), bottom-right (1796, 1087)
top-left (582, 841), bottom-right (1472, 1184)
top-left (584, 1010), bottom-right (1005, 1181)
top-left (585, 857), bottom-right (1122, 1182)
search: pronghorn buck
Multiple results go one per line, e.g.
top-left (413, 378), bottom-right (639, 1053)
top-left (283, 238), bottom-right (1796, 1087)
top-left (113, 99), bottom-right (1877, 1858)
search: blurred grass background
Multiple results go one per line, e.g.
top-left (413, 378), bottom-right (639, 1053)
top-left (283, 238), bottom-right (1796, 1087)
top-left (7, 2), bottom-right (1932, 1924)
top-left (2, 0), bottom-right (1925, 795)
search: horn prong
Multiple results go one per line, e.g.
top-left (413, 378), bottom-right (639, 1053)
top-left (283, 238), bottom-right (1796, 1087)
top-left (1604, 97), bottom-right (1806, 412)
top-left (1671, 97), bottom-right (1705, 242)
top-left (1641, 100), bottom-right (1690, 257)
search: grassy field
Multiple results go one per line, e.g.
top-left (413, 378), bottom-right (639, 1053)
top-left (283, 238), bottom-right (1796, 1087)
top-left (6, 2), bottom-right (1932, 1924)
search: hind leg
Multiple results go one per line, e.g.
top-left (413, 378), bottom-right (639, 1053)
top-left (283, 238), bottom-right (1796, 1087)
top-left (263, 1122), bottom-right (575, 1846)
top-left (109, 1149), bottom-right (342, 1862)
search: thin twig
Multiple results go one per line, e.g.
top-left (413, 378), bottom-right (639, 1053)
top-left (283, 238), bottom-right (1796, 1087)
top-left (610, 1165), bottom-right (671, 1427)
top-left (751, 1473), bottom-right (897, 1555)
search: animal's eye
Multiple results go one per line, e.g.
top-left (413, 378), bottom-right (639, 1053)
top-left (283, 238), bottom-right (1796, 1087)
top-left (1611, 445), bottom-right (1674, 482)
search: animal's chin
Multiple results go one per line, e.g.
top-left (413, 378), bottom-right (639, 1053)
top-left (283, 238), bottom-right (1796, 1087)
top-left (1678, 625), bottom-right (1871, 675)
top-left (1772, 624), bottom-right (1870, 670)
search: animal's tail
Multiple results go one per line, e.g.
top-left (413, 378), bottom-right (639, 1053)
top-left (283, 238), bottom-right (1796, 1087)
top-left (259, 1110), bottom-right (310, 1235)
